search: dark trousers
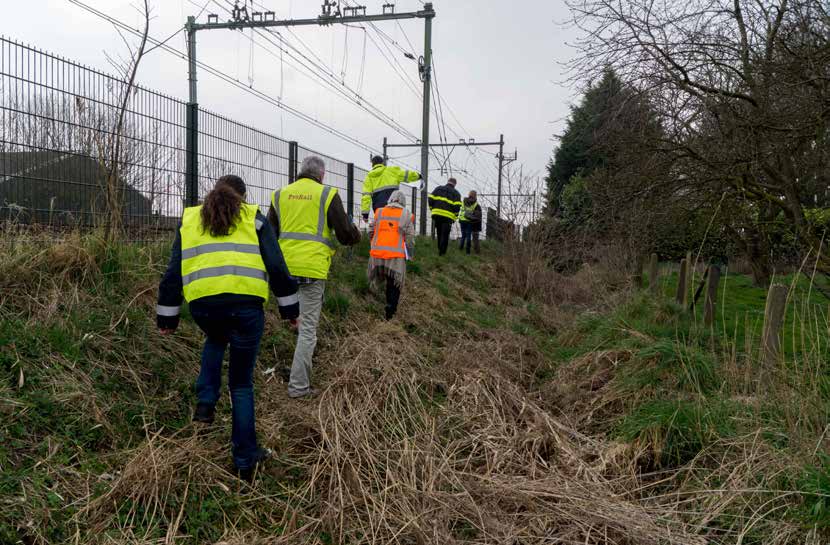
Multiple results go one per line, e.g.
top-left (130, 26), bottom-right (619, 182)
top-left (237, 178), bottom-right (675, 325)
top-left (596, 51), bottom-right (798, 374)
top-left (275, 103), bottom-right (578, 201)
top-left (191, 304), bottom-right (264, 470)
top-left (385, 276), bottom-right (401, 319)
top-left (433, 216), bottom-right (453, 256)
top-left (459, 222), bottom-right (480, 254)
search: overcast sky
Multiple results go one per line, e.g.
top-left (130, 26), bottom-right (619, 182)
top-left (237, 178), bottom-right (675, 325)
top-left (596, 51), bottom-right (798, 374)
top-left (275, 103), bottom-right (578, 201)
top-left (5, 0), bottom-right (580, 201)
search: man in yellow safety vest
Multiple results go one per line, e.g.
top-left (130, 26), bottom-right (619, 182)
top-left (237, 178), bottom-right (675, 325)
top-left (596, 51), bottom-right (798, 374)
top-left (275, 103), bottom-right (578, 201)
top-left (268, 156), bottom-right (361, 398)
top-left (361, 155), bottom-right (421, 222)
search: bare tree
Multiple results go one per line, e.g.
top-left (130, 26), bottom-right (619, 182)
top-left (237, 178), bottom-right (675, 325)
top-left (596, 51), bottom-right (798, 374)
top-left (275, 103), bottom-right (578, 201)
top-left (566, 0), bottom-right (830, 285)
top-left (97, 0), bottom-right (152, 241)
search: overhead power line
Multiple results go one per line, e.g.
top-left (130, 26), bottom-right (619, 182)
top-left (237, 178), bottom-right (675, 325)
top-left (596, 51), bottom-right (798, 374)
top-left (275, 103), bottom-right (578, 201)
top-left (209, 0), bottom-right (419, 142)
top-left (66, 0), bottom-right (382, 154)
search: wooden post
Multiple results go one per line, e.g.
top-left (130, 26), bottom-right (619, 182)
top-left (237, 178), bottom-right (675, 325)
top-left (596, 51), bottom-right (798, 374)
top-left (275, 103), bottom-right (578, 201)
top-left (704, 265), bottom-right (721, 326)
top-left (633, 254), bottom-right (646, 289)
top-left (676, 258), bottom-right (689, 306)
top-left (762, 284), bottom-right (788, 366)
top-left (686, 250), bottom-right (694, 301)
top-left (649, 253), bottom-right (659, 295)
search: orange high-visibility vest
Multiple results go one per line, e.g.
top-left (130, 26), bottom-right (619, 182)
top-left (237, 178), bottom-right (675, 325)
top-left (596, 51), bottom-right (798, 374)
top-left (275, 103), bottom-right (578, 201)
top-left (370, 206), bottom-right (414, 259)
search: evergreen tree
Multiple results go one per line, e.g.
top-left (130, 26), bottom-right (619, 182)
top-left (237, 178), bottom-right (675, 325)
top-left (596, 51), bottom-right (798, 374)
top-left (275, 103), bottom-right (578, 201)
top-left (544, 69), bottom-right (624, 216)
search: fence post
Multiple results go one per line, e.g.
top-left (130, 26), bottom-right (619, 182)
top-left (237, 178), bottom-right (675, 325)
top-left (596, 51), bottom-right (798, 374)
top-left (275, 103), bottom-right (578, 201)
top-left (649, 253), bottom-right (659, 295)
top-left (704, 265), bottom-right (721, 326)
top-left (288, 141), bottom-right (298, 183)
top-left (676, 258), bottom-right (689, 306)
top-left (762, 284), bottom-right (788, 366)
top-left (346, 163), bottom-right (355, 220)
top-left (411, 186), bottom-right (417, 230)
top-left (634, 254), bottom-right (646, 289)
top-left (185, 103), bottom-right (199, 205)
top-left (686, 250), bottom-right (694, 301)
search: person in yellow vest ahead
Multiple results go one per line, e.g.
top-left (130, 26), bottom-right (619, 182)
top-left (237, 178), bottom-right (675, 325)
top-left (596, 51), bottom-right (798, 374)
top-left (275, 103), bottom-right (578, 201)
top-left (268, 156), bottom-right (361, 399)
top-left (367, 190), bottom-right (416, 320)
top-left (361, 155), bottom-right (421, 222)
top-left (157, 175), bottom-right (300, 482)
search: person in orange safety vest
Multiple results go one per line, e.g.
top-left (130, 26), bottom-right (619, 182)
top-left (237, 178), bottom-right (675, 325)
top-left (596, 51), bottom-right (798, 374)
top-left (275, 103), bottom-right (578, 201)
top-left (367, 190), bottom-right (416, 320)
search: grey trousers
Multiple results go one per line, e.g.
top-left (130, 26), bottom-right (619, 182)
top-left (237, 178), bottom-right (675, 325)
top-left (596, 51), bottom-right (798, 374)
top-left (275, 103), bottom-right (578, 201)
top-left (288, 280), bottom-right (326, 397)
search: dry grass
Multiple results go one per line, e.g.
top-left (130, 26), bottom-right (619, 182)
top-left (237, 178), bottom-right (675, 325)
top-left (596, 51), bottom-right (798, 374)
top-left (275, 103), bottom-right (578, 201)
top-left (3, 230), bottom-right (826, 544)
top-left (289, 349), bottom-right (706, 545)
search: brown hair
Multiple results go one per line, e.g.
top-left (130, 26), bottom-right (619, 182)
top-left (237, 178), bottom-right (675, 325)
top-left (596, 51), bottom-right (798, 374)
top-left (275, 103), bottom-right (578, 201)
top-left (200, 175), bottom-right (247, 237)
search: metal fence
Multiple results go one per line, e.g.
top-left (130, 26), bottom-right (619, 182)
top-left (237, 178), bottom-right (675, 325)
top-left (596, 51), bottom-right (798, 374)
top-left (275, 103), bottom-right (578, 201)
top-left (0, 36), bottom-right (378, 234)
top-left (0, 35), bottom-right (532, 240)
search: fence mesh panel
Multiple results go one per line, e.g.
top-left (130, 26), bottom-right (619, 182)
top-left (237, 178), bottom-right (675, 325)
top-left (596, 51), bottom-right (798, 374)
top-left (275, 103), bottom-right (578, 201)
top-left (1, 36), bottom-right (531, 241)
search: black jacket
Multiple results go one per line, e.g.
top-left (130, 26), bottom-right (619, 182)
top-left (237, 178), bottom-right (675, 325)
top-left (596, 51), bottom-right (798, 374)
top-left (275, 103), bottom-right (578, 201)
top-left (428, 184), bottom-right (462, 220)
top-left (157, 210), bottom-right (299, 330)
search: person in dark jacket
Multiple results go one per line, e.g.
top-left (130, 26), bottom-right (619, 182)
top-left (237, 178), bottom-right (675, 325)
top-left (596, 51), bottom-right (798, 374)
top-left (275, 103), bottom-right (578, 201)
top-left (428, 178), bottom-right (462, 256)
top-left (458, 190), bottom-right (482, 255)
top-left (157, 175), bottom-right (299, 482)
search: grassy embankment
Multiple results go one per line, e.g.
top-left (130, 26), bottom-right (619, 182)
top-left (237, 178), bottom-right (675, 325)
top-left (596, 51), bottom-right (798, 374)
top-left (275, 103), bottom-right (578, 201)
top-left (1, 229), bottom-right (828, 544)
top-left (543, 261), bottom-right (830, 543)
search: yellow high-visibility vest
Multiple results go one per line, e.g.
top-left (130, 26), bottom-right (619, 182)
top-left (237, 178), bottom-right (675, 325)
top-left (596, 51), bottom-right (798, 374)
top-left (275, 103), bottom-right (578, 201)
top-left (272, 178), bottom-right (338, 280)
top-left (180, 203), bottom-right (269, 302)
top-left (459, 201), bottom-right (479, 223)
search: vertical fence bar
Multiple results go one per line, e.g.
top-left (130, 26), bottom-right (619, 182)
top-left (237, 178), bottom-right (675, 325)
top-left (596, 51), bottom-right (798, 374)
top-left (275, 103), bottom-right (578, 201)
top-left (346, 162), bottom-right (354, 220)
top-left (185, 102), bottom-right (199, 205)
top-left (411, 186), bottom-right (417, 229)
top-left (288, 141), bottom-right (298, 183)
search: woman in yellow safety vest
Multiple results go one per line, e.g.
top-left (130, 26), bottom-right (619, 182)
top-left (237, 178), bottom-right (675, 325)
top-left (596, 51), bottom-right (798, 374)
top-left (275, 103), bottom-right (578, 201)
top-left (157, 175), bottom-right (299, 481)
top-left (368, 190), bottom-right (416, 320)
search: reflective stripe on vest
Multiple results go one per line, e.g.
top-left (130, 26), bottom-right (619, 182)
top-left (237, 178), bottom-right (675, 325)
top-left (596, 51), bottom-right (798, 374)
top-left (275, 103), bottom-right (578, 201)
top-left (181, 242), bottom-right (261, 260)
top-left (183, 265), bottom-right (267, 285)
top-left (273, 179), bottom-right (337, 279)
top-left (180, 203), bottom-right (269, 303)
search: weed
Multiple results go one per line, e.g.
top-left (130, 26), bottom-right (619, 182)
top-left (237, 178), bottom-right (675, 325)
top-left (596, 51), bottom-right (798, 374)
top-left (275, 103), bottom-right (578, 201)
top-left (798, 454), bottom-right (830, 529)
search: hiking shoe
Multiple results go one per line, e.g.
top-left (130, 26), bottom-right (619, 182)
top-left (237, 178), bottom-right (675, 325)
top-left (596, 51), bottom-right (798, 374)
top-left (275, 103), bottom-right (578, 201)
top-left (288, 388), bottom-right (320, 399)
top-left (192, 403), bottom-right (215, 424)
top-left (237, 448), bottom-right (273, 483)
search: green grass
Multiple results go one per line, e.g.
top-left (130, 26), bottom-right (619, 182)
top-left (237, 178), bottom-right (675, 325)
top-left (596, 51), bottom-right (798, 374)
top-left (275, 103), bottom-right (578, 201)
top-left (614, 398), bottom-right (739, 467)
top-left (657, 266), bottom-right (829, 358)
top-left (546, 263), bottom-right (830, 535)
top-left (0, 231), bottom-right (508, 544)
top-left (4, 230), bottom-right (826, 543)
top-left (798, 454), bottom-right (830, 529)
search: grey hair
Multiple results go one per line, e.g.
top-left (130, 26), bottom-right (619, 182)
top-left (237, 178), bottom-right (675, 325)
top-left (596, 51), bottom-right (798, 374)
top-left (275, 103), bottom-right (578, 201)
top-left (298, 155), bottom-right (326, 181)
top-left (388, 189), bottom-right (406, 207)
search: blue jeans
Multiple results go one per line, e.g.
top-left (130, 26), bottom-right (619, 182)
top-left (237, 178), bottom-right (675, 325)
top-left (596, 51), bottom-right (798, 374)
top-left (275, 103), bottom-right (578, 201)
top-left (191, 304), bottom-right (264, 470)
top-left (459, 222), bottom-right (473, 253)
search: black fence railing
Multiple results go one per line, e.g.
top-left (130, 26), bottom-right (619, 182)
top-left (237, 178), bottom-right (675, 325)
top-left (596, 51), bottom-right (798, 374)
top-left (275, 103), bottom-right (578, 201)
top-left (0, 35), bottom-right (533, 240)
